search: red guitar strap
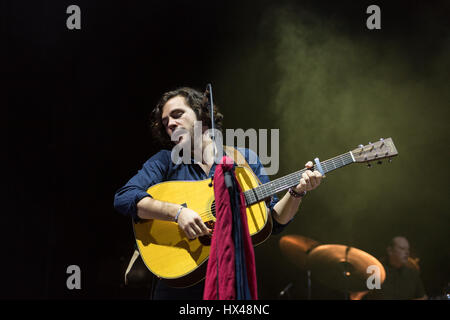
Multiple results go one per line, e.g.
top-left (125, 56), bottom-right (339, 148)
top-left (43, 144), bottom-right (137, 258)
top-left (203, 155), bottom-right (258, 300)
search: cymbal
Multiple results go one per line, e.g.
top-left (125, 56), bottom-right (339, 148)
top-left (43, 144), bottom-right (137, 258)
top-left (279, 235), bottom-right (320, 269)
top-left (307, 244), bottom-right (386, 292)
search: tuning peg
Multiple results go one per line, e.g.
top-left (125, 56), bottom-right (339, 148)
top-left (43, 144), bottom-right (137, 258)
top-left (358, 144), bottom-right (365, 155)
top-left (379, 138), bottom-right (385, 148)
top-left (367, 163), bottom-right (372, 168)
top-left (388, 158), bottom-right (393, 163)
top-left (369, 142), bottom-right (374, 151)
top-left (377, 160), bottom-right (382, 165)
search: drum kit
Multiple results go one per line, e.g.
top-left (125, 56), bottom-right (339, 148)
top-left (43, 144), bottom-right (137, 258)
top-left (279, 235), bottom-right (386, 299)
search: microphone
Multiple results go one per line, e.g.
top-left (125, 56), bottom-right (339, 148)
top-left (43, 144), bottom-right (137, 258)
top-left (205, 83), bottom-right (215, 136)
top-left (279, 282), bottom-right (293, 297)
top-left (205, 83), bottom-right (218, 163)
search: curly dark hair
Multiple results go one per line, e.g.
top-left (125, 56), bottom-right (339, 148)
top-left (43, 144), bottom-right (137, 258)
top-left (149, 87), bottom-right (224, 149)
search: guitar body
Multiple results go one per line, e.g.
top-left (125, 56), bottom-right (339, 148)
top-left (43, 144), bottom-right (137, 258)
top-left (133, 166), bottom-right (272, 287)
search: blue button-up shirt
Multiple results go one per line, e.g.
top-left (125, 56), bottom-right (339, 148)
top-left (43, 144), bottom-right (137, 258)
top-left (114, 147), bottom-right (288, 234)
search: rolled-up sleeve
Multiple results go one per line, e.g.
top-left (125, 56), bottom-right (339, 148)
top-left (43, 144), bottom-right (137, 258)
top-left (114, 150), bottom-right (170, 221)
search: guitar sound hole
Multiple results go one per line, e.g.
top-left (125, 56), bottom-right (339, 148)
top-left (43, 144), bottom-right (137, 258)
top-left (211, 200), bottom-right (216, 217)
top-left (198, 201), bottom-right (216, 246)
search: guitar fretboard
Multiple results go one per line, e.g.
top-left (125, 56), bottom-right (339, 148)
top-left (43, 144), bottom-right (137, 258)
top-left (243, 152), bottom-right (354, 206)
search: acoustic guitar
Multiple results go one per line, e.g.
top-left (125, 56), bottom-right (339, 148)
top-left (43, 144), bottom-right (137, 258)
top-left (133, 138), bottom-right (398, 287)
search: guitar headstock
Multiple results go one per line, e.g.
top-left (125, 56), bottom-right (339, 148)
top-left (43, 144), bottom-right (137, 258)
top-left (351, 138), bottom-right (398, 164)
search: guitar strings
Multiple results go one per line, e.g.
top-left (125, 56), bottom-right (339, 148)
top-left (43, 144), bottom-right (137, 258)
top-left (252, 153), bottom-right (354, 201)
top-left (187, 152), bottom-right (356, 220)
top-left (204, 148), bottom-right (388, 217)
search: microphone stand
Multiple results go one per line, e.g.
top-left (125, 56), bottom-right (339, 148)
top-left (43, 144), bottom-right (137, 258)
top-left (342, 246), bottom-right (351, 300)
top-left (205, 83), bottom-right (217, 163)
top-left (307, 270), bottom-right (312, 300)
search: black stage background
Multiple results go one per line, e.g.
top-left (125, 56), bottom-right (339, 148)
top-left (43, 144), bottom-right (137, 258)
top-left (4, 0), bottom-right (450, 300)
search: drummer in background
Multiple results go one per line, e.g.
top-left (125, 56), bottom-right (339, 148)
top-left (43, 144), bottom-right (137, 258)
top-left (366, 236), bottom-right (427, 300)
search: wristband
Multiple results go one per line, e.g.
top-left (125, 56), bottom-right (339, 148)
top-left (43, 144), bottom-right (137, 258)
top-left (174, 206), bottom-right (184, 222)
top-left (289, 187), bottom-right (307, 198)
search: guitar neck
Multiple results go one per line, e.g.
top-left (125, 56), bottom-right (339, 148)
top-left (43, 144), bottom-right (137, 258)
top-left (244, 152), bottom-right (355, 206)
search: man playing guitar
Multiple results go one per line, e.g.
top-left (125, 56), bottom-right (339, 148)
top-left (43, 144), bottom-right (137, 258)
top-left (114, 86), bottom-right (323, 299)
